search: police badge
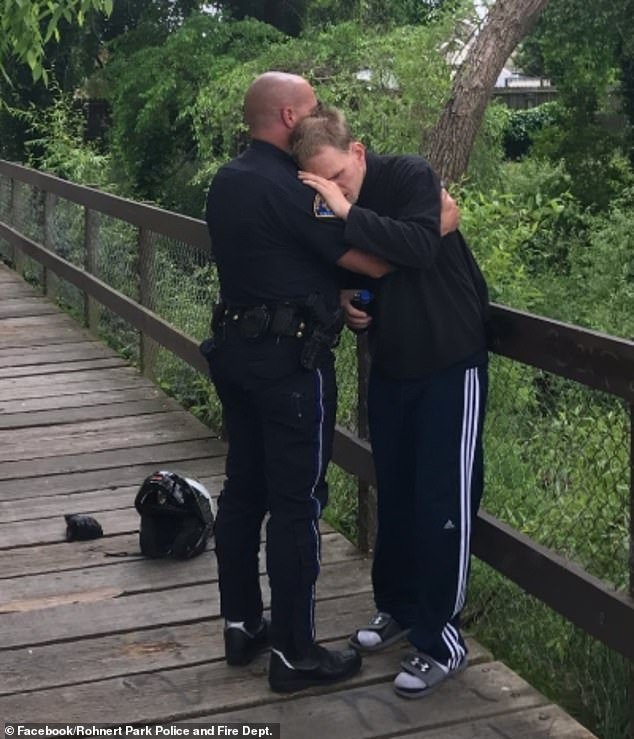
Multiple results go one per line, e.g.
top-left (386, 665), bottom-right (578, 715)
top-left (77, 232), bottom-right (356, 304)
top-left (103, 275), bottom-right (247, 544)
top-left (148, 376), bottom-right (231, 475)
top-left (313, 193), bottom-right (337, 218)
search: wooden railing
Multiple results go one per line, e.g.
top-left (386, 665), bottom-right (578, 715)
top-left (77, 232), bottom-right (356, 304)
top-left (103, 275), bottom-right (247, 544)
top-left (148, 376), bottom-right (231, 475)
top-left (1, 159), bottom-right (633, 667)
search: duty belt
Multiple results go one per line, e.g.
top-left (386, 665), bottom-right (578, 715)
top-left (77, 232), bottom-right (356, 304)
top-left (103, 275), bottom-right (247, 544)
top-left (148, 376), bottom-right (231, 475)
top-left (217, 303), bottom-right (307, 340)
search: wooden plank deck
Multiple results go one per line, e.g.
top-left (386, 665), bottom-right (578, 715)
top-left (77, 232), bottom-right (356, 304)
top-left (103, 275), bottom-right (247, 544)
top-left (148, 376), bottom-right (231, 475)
top-left (0, 262), bottom-right (596, 737)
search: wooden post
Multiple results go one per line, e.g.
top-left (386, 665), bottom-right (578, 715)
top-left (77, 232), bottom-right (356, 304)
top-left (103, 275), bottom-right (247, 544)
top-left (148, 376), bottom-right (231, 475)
top-left (43, 191), bottom-right (59, 301)
top-left (13, 180), bottom-right (26, 275)
top-left (629, 404), bottom-right (634, 739)
top-left (356, 333), bottom-right (377, 553)
top-left (83, 207), bottom-right (100, 331)
top-left (138, 226), bottom-right (159, 379)
top-left (0, 174), bottom-right (11, 262)
top-left (9, 177), bottom-right (23, 273)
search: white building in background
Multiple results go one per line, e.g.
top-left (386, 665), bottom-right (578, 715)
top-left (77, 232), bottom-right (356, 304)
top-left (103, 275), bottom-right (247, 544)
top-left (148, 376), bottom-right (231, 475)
top-left (496, 68), bottom-right (552, 89)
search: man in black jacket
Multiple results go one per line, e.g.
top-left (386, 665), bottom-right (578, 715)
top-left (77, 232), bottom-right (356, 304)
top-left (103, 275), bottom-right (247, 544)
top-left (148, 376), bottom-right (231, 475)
top-left (291, 107), bottom-right (489, 698)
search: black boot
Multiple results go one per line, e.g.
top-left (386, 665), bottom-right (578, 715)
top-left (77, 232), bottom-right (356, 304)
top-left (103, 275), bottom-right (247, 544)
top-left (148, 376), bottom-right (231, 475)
top-left (224, 618), bottom-right (270, 666)
top-left (269, 644), bottom-right (362, 693)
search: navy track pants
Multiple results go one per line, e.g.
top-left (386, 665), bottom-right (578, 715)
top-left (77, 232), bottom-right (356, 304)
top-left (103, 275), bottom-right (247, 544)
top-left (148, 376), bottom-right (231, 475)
top-left (368, 353), bottom-right (488, 667)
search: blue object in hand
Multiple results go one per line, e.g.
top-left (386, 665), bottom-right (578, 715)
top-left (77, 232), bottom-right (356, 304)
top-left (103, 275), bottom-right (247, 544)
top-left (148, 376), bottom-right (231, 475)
top-left (349, 289), bottom-right (374, 334)
top-left (350, 289), bottom-right (374, 313)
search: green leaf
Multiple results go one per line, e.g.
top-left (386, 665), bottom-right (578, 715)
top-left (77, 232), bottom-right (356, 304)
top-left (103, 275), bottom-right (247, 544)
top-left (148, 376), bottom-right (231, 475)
top-left (25, 47), bottom-right (37, 70)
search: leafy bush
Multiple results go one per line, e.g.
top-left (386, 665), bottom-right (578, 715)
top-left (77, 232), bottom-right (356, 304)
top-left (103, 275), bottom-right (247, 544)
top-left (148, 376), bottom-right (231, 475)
top-left (530, 105), bottom-right (633, 210)
top-left (103, 14), bottom-right (284, 212)
top-left (459, 184), bottom-right (568, 309)
top-left (503, 101), bottom-right (560, 159)
top-left (450, 101), bottom-right (510, 194)
top-left (191, 20), bottom-right (457, 186)
top-left (24, 89), bottom-right (113, 188)
top-left (536, 186), bottom-right (634, 337)
top-left (485, 157), bottom-right (585, 278)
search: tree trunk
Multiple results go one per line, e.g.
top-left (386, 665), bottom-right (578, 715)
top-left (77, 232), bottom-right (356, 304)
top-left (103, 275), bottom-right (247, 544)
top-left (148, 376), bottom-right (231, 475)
top-left (427, 0), bottom-right (550, 182)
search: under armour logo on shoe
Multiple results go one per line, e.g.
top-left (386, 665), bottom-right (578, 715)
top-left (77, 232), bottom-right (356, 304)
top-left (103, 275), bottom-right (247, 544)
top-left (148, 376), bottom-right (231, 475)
top-left (443, 519), bottom-right (456, 530)
top-left (410, 657), bottom-right (430, 673)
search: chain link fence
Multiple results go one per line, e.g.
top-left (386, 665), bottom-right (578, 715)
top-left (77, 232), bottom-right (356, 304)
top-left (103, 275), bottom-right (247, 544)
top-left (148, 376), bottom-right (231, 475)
top-left (466, 355), bottom-right (630, 738)
top-left (484, 356), bottom-right (629, 586)
top-left (1, 167), bottom-right (631, 737)
top-left (0, 171), bottom-right (223, 429)
top-left (0, 177), bottom-right (46, 285)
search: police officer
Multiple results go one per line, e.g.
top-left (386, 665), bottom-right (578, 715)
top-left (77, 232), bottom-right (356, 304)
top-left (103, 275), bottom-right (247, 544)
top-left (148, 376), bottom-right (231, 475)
top-left (203, 72), bottom-right (392, 694)
top-left (291, 107), bottom-right (489, 699)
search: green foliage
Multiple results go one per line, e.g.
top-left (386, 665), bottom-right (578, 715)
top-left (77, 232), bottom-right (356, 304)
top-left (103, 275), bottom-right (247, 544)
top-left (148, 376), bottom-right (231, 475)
top-left (324, 465), bottom-right (358, 541)
top-left (22, 88), bottom-right (112, 186)
top-left (213, 0), bottom-right (308, 36)
top-left (139, 247), bottom-right (221, 423)
top-left (484, 360), bottom-right (629, 583)
top-left (214, 0), bottom-right (460, 35)
top-left (467, 563), bottom-right (630, 739)
top-left (104, 15), bottom-right (283, 213)
top-left (461, 102), bottom-right (509, 192)
top-left (360, 0), bottom-right (462, 27)
top-left (459, 167), bottom-right (575, 309)
top-left (486, 157), bottom-right (585, 275)
top-left (304, 0), bottom-right (361, 28)
top-left (535, 186), bottom-right (634, 338)
top-left (0, 0), bottom-right (205, 162)
top-left (0, 0), bottom-right (112, 83)
top-left (502, 101), bottom-right (559, 159)
top-left (574, 193), bottom-right (634, 338)
top-left (514, 0), bottom-right (633, 209)
top-left (530, 107), bottom-right (632, 210)
top-left (462, 152), bottom-right (633, 338)
top-left (475, 155), bottom-right (632, 337)
top-left (191, 19), bottom-right (455, 185)
top-left (525, 0), bottom-right (624, 111)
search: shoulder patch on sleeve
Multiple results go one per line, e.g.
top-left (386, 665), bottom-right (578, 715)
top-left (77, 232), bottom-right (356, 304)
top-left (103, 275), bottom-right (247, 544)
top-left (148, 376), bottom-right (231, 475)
top-left (313, 193), bottom-right (337, 218)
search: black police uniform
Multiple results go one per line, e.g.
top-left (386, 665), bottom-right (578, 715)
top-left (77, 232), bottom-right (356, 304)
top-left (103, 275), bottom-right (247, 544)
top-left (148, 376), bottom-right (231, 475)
top-left (204, 140), bottom-right (349, 661)
top-left (345, 153), bottom-right (489, 668)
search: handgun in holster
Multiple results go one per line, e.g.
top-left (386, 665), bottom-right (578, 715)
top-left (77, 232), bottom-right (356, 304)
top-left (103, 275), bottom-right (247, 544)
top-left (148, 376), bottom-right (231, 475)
top-left (300, 293), bottom-right (344, 371)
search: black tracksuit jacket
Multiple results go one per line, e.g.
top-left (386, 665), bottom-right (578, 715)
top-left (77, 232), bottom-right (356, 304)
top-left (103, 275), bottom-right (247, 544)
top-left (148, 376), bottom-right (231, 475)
top-left (343, 152), bottom-right (489, 379)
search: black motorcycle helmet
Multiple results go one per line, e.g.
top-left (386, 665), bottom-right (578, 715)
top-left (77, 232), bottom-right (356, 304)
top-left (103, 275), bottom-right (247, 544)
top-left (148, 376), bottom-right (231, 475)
top-left (134, 470), bottom-right (215, 559)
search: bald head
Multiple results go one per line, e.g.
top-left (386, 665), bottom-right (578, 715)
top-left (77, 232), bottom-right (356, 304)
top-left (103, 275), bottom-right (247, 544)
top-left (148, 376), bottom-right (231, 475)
top-left (244, 72), bottom-right (318, 150)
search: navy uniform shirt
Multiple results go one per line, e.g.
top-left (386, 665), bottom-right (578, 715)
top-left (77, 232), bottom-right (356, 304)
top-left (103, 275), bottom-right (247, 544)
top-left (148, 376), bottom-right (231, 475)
top-left (344, 153), bottom-right (489, 379)
top-left (206, 139), bottom-right (350, 312)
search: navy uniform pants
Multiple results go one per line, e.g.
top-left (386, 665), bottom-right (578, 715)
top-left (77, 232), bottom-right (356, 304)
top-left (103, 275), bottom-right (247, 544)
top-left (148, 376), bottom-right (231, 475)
top-left (368, 352), bottom-right (488, 668)
top-left (206, 331), bottom-right (336, 660)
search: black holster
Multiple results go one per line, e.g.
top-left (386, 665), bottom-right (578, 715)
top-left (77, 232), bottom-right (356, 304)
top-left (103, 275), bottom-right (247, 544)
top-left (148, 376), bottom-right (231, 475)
top-left (299, 294), bottom-right (343, 370)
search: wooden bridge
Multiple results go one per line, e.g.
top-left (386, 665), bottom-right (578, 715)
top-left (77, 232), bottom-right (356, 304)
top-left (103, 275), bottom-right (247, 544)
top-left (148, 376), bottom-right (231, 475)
top-left (0, 263), bottom-right (598, 736)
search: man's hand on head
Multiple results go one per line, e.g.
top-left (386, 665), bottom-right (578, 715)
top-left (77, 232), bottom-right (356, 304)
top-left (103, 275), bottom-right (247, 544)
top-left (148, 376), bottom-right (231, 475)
top-left (298, 171), bottom-right (352, 219)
